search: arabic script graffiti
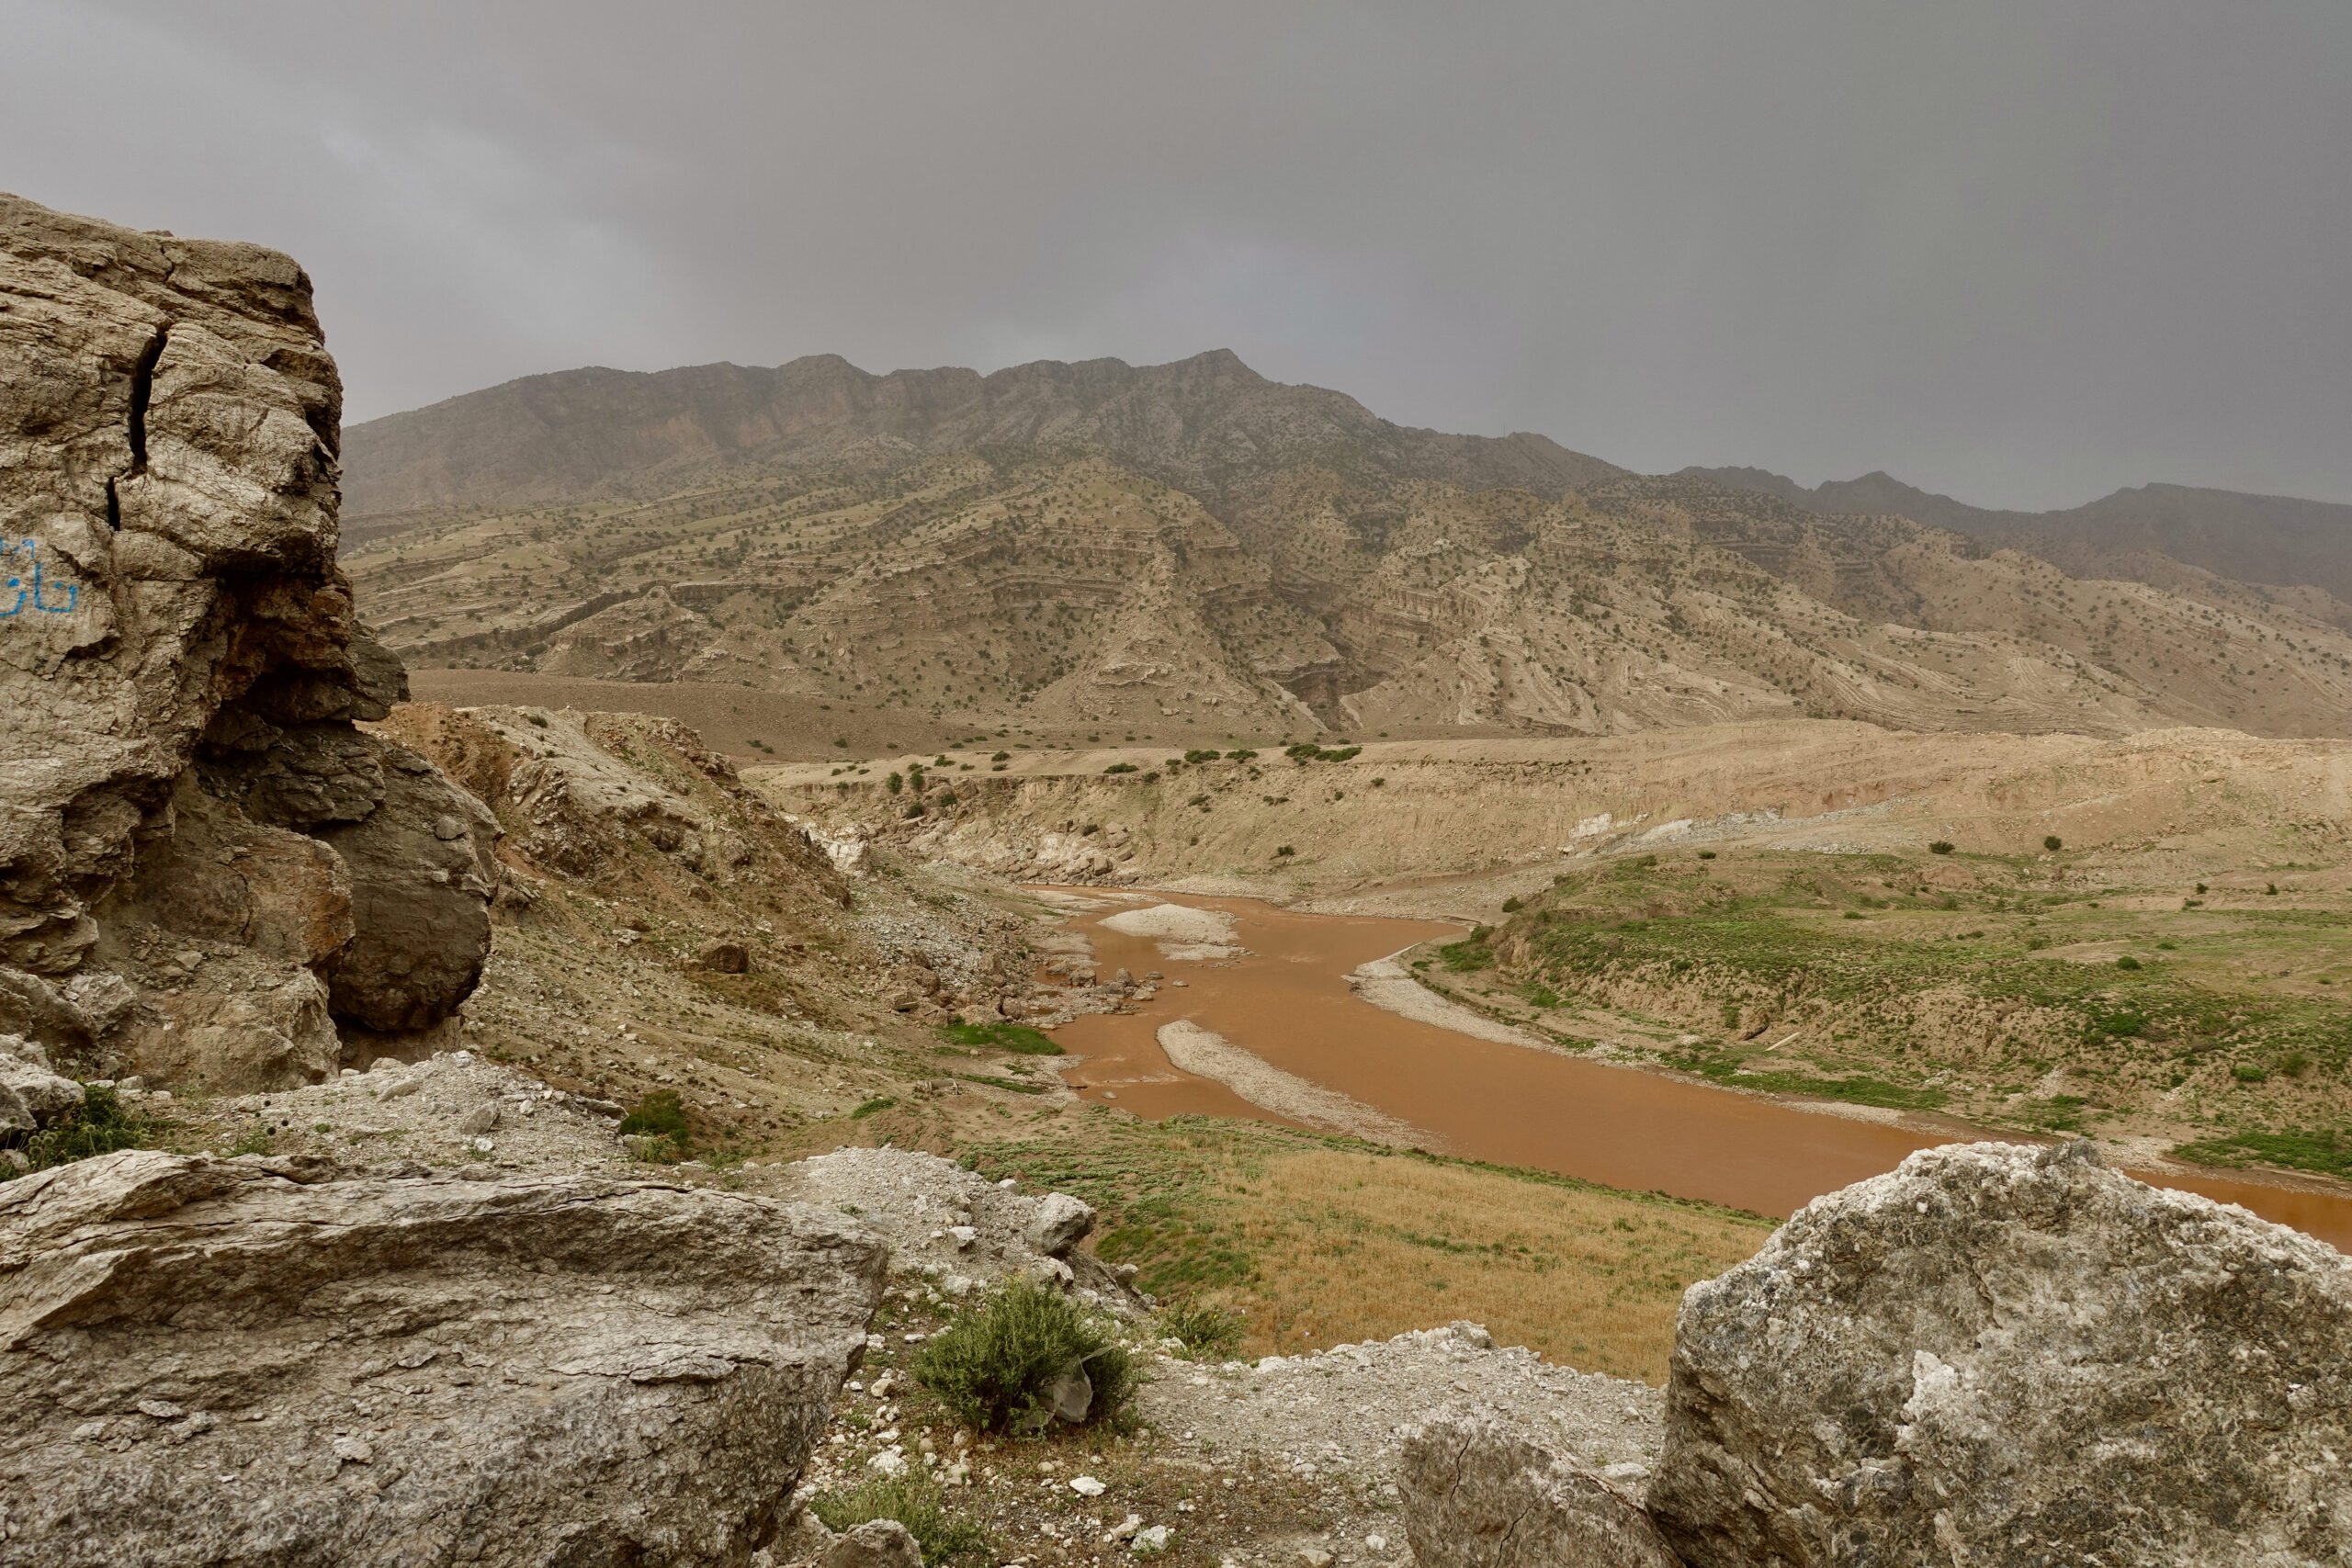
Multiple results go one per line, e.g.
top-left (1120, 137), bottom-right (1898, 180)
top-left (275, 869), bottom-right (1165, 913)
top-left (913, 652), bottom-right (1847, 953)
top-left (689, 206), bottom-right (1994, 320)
top-left (2, 537), bottom-right (79, 617)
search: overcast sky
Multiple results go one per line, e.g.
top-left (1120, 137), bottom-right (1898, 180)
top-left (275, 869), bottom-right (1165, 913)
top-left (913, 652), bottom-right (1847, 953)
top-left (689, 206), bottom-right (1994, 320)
top-left (8, 1), bottom-right (2347, 509)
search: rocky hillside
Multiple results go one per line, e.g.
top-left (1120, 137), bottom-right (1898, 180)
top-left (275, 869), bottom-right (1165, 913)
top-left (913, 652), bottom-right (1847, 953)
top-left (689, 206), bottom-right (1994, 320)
top-left (1687, 464), bottom-right (2352, 617)
top-left (340, 355), bottom-right (2352, 742)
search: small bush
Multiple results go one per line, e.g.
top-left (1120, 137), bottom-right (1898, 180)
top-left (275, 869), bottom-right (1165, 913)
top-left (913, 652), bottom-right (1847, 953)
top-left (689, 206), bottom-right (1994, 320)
top-left (991, 751), bottom-right (1011, 762)
top-left (1928, 840), bottom-right (1955, 855)
top-left (887, 773), bottom-right (903, 795)
top-left (1843, 910), bottom-right (1865, 919)
top-left (1103, 762), bottom-right (1138, 775)
top-left (2278, 1050), bottom-right (2311, 1078)
top-left (2233, 1065), bottom-right (2269, 1084)
top-left (618, 1089), bottom-right (690, 1157)
top-left (1183, 749), bottom-right (1222, 764)
top-left (2267, 884), bottom-right (2279, 896)
top-left (2042, 835), bottom-right (2062, 851)
top-left (852, 1097), bottom-right (898, 1119)
top-left (1499, 897), bottom-right (1523, 914)
top-left (1273, 844), bottom-right (1295, 857)
top-left (2195, 882), bottom-right (2208, 894)
top-left (8, 1085), bottom-right (150, 1177)
top-left (834, 739), bottom-right (850, 749)
top-left (1697, 850), bottom-right (1716, 860)
top-left (913, 1279), bottom-right (1138, 1434)
top-left (1157, 1298), bottom-right (1244, 1361)
top-left (2115, 955), bottom-right (2142, 971)
top-left (527, 713), bottom-right (549, 728)
top-left (810, 1473), bottom-right (989, 1563)
top-left (1224, 749), bottom-right (1257, 761)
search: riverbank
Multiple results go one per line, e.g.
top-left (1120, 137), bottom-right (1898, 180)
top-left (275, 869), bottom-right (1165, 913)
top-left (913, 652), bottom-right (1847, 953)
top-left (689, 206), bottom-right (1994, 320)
top-left (1038, 888), bottom-right (2352, 1251)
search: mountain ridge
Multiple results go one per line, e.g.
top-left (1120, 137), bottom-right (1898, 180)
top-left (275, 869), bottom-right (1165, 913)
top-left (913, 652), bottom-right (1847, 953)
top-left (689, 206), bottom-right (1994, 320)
top-left (343, 348), bottom-right (1624, 516)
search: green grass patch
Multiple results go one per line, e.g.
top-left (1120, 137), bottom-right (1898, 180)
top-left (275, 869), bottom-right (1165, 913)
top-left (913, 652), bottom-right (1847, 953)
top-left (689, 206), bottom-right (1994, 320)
top-left (809, 1474), bottom-right (989, 1563)
top-left (5, 1085), bottom-right (152, 1178)
top-left (938, 1018), bottom-right (1063, 1055)
top-left (2171, 1129), bottom-right (2352, 1180)
top-left (851, 1097), bottom-right (898, 1119)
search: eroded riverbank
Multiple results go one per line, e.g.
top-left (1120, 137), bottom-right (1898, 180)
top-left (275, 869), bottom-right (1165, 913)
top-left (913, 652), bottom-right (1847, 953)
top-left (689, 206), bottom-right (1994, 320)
top-left (1041, 888), bottom-right (2352, 1249)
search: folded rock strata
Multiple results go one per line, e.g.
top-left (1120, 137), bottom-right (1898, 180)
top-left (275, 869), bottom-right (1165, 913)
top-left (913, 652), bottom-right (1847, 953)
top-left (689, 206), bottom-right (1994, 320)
top-left (0, 1149), bottom-right (886, 1566)
top-left (0, 192), bottom-right (496, 1088)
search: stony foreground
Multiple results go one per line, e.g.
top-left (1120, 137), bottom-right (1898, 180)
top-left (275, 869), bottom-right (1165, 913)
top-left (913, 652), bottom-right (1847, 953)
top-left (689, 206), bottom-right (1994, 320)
top-left (0, 1150), bottom-right (885, 1566)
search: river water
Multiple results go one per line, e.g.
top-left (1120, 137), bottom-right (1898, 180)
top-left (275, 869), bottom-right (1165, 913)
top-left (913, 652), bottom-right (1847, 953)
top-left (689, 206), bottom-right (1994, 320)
top-left (1046, 892), bottom-right (2352, 1251)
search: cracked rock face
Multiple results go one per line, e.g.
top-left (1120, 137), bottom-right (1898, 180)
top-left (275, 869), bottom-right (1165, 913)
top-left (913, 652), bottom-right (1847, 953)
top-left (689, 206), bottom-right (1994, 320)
top-left (0, 1149), bottom-right (886, 1567)
top-left (0, 193), bottom-right (496, 1085)
top-left (1647, 1140), bottom-right (2352, 1568)
top-left (1399, 1409), bottom-right (1684, 1568)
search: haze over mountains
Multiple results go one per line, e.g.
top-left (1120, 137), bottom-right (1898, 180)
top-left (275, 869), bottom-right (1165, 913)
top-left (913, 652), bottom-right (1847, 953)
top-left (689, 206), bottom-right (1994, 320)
top-left (340, 351), bottom-right (2352, 743)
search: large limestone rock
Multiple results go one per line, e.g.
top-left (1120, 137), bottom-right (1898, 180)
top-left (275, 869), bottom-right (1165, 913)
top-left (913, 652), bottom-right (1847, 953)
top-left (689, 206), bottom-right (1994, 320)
top-left (1647, 1140), bottom-right (2352, 1567)
top-left (1399, 1409), bottom-right (1685, 1568)
top-left (0, 1149), bottom-right (886, 1566)
top-left (0, 193), bottom-right (495, 1086)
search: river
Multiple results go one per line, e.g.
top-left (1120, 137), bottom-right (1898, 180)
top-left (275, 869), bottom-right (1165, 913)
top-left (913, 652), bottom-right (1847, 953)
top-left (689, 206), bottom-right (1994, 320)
top-left (1044, 890), bottom-right (2352, 1251)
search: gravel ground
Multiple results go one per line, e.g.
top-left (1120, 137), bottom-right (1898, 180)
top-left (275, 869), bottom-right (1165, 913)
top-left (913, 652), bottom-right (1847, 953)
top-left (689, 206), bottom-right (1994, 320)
top-left (1138, 1323), bottom-right (1664, 1500)
top-left (134, 1050), bottom-right (634, 1175)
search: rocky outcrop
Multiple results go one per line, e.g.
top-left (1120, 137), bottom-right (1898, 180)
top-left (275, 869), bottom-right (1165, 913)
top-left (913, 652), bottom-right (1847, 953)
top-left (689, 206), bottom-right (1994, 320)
top-left (0, 1034), bottom-right (82, 1134)
top-left (0, 1149), bottom-right (886, 1566)
top-left (1399, 1410), bottom-right (1684, 1568)
top-left (1646, 1141), bottom-right (2352, 1567)
top-left (0, 193), bottom-right (495, 1088)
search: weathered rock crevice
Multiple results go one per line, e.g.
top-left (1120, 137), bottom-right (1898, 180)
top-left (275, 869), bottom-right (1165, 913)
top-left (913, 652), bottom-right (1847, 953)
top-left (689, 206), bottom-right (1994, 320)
top-left (0, 193), bottom-right (497, 1090)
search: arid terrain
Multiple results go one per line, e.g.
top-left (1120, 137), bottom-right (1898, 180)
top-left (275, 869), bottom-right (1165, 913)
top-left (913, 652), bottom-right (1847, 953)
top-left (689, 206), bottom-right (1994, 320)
top-left (10, 195), bottom-right (2349, 1567)
top-left (339, 352), bottom-right (2352, 747)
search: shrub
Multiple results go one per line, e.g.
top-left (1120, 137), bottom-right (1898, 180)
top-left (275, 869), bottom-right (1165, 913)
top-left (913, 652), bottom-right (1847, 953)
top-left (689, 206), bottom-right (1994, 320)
top-left (1272, 844), bottom-right (1295, 857)
top-left (2233, 1065), bottom-right (2269, 1084)
top-left (2043, 835), bottom-right (2063, 852)
top-left (834, 739), bottom-right (850, 749)
top-left (527, 713), bottom-right (549, 728)
top-left (1156, 1298), bottom-right (1244, 1361)
top-left (886, 772), bottom-right (903, 795)
top-left (1183, 749), bottom-right (1222, 764)
top-left (852, 1097), bottom-right (898, 1119)
top-left (1697, 850), bottom-right (1716, 859)
top-left (1103, 762), bottom-right (1138, 775)
top-left (1928, 840), bottom-right (1955, 855)
top-left (809, 1473), bottom-right (988, 1563)
top-left (9, 1085), bottom-right (149, 1177)
top-left (1499, 897), bottom-right (1523, 914)
top-left (2116, 955), bottom-right (2142, 970)
top-left (912, 1279), bottom-right (1138, 1434)
top-left (2278, 1050), bottom-right (2311, 1077)
top-left (1224, 749), bottom-right (1257, 761)
top-left (618, 1089), bottom-right (688, 1140)
top-left (991, 751), bottom-right (1010, 762)
top-left (2267, 884), bottom-right (2279, 896)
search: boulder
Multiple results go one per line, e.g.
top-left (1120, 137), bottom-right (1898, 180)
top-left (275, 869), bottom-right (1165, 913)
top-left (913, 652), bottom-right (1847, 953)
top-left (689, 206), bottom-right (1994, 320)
top-left (0, 1149), bottom-right (887, 1566)
top-left (1647, 1140), bottom-right (2352, 1568)
top-left (1399, 1410), bottom-right (1684, 1568)
top-left (1026, 1191), bottom-right (1097, 1257)
top-left (0, 1033), bottom-right (84, 1132)
top-left (0, 194), bottom-right (500, 1087)
top-left (313, 735), bottom-right (499, 1034)
top-left (699, 940), bottom-right (752, 975)
top-left (817, 1520), bottom-right (922, 1568)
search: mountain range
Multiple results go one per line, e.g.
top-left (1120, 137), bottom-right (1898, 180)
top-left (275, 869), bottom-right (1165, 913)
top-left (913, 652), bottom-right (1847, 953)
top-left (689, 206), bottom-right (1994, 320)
top-left (338, 351), bottom-right (2352, 742)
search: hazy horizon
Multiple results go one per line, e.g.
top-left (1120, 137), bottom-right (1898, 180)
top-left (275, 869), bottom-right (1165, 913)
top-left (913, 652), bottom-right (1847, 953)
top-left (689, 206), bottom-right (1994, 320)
top-left (9, 0), bottom-right (2349, 511)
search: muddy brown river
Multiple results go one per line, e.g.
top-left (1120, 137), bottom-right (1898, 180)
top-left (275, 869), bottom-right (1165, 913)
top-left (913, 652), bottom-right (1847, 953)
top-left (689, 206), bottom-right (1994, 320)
top-left (1046, 892), bottom-right (2352, 1251)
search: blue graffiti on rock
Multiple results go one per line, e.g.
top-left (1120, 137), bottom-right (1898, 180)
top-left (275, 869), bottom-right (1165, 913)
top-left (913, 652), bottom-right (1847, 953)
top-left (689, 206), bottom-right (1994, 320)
top-left (2, 537), bottom-right (79, 617)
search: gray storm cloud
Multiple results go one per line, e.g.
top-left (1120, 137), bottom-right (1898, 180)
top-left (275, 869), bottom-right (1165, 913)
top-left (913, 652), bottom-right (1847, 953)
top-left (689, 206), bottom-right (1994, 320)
top-left (7, 0), bottom-right (2347, 509)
